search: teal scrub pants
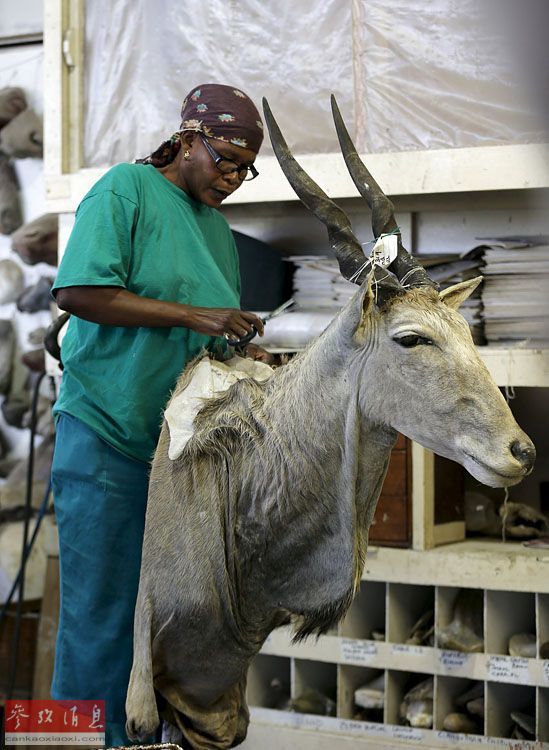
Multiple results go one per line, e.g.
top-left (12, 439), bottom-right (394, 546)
top-left (51, 413), bottom-right (151, 747)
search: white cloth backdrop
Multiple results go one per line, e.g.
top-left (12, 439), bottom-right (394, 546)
top-left (83, 0), bottom-right (545, 167)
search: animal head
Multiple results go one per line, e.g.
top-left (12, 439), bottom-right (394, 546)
top-left (263, 97), bottom-right (535, 488)
top-left (343, 275), bottom-right (534, 487)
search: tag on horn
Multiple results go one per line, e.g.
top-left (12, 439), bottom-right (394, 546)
top-left (371, 233), bottom-right (398, 267)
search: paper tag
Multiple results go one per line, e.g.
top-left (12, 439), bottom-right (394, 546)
top-left (391, 643), bottom-right (425, 657)
top-left (486, 655), bottom-right (531, 684)
top-left (437, 649), bottom-right (472, 673)
top-left (340, 638), bottom-right (378, 664)
top-left (391, 726), bottom-right (423, 742)
top-left (371, 234), bottom-right (398, 267)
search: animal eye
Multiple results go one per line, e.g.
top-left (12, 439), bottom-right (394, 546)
top-left (394, 335), bottom-right (433, 348)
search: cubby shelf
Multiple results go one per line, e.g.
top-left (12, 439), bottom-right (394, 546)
top-left (260, 627), bottom-right (549, 687)
top-left (247, 577), bottom-right (549, 747)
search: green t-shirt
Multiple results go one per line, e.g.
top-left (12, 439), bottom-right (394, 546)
top-left (52, 162), bottom-right (241, 463)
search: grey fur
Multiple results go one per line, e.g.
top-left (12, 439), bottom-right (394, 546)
top-left (126, 278), bottom-right (534, 749)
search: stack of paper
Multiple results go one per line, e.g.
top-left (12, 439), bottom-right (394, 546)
top-left (479, 238), bottom-right (549, 346)
top-left (283, 250), bottom-right (486, 348)
top-left (417, 247), bottom-right (485, 344)
top-left (289, 256), bottom-right (356, 309)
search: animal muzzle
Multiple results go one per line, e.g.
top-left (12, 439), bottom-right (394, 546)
top-left (509, 438), bottom-right (536, 474)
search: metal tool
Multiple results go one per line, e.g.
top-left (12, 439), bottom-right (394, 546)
top-left (227, 297), bottom-right (295, 347)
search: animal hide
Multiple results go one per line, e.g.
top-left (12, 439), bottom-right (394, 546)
top-left (0, 86), bottom-right (27, 128)
top-left (0, 152), bottom-right (22, 235)
top-left (11, 213), bottom-right (58, 266)
top-left (0, 107), bottom-right (43, 159)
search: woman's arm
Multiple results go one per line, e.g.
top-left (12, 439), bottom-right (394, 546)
top-left (56, 286), bottom-right (264, 339)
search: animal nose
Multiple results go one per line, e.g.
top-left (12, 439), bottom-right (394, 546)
top-left (510, 439), bottom-right (536, 472)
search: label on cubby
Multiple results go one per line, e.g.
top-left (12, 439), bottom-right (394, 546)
top-left (436, 731), bottom-right (538, 746)
top-left (486, 654), bottom-right (530, 684)
top-left (543, 659), bottom-right (549, 686)
top-left (340, 638), bottom-right (378, 664)
top-left (391, 643), bottom-right (426, 657)
top-left (437, 649), bottom-right (472, 673)
top-left (435, 731), bottom-right (484, 744)
top-left (338, 719), bottom-right (388, 736)
top-left (391, 725), bottom-right (423, 742)
top-left (290, 713), bottom-right (328, 731)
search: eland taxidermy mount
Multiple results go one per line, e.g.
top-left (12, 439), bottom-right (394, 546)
top-left (125, 97), bottom-right (535, 749)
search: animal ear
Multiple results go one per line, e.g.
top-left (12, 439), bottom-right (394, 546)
top-left (362, 275), bottom-right (375, 315)
top-left (439, 276), bottom-right (483, 310)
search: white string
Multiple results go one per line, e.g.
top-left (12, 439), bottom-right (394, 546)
top-left (399, 267), bottom-right (425, 288)
top-left (504, 384), bottom-right (516, 400)
top-left (500, 382), bottom-right (515, 543)
top-left (501, 486), bottom-right (510, 543)
top-left (348, 258), bottom-right (373, 284)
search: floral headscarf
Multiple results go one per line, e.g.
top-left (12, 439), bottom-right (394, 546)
top-left (137, 83), bottom-right (263, 167)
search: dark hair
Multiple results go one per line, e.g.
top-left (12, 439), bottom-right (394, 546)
top-left (135, 132), bottom-right (181, 167)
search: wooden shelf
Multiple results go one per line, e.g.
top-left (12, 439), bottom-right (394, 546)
top-left (261, 627), bottom-right (548, 687)
top-left (245, 707), bottom-right (545, 750)
top-left (478, 347), bottom-right (549, 387)
top-left (44, 143), bottom-right (549, 214)
top-left (363, 539), bottom-right (549, 593)
top-left (268, 343), bottom-right (549, 388)
top-left (249, 575), bottom-right (549, 746)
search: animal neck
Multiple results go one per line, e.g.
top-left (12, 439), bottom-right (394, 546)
top-left (250, 312), bottom-right (396, 634)
top-left (262, 303), bottom-right (396, 506)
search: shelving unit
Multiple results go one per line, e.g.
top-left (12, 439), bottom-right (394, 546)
top-left (245, 541), bottom-right (549, 748)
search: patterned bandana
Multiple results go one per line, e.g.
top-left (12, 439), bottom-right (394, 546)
top-left (180, 84), bottom-right (263, 151)
top-left (137, 83), bottom-right (263, 168)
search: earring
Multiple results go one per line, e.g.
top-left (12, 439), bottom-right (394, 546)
top-left (183, 150), bottom-right (190, 160)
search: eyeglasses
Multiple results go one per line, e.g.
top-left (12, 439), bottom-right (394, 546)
top-left (199, 134), bottom-right (259, 182)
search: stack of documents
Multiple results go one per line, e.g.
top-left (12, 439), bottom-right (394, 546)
top-left (290, 256), bottom-right (356, 309)
top-left (418, 247), bottom-right (485, 344)
top-left (479, 237), bottom-right (549, 346)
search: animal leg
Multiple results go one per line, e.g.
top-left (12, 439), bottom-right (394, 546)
top-left (125, 596), bottom-right (159, 740)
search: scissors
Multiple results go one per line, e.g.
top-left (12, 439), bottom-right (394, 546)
top-left (227, 298), bottom-right (295, 347)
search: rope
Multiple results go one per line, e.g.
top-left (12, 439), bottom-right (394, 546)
top-left (500, 380), bottom-right (516, 542)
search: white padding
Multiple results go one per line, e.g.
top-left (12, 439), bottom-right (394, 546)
top-left (165, 355), bottom-right (274, 460)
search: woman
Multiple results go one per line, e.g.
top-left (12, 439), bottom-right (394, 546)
top-left (50, 83), bottom-right (268, 747)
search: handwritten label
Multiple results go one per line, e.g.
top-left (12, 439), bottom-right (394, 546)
top-left (391, 725), bottom-right (423, 741)
top-left (391, 643), bottom-right (425, 657)
top-left (543, 660), bottom-right (549, 686)
top-left (437, 649), bottom-right (471, 673)
top-left (372, 234), bottom-right (398, 267)
top-left (486, 655), bottom-right (530, 684)
top-left (338, 719), bottom-right (388, 735)
top-left (340, 639), bottom-right (378, 664)
top-left (435, 731), bottom-right (537, 747)
top-left (295, 715), bottom-right (325, 731)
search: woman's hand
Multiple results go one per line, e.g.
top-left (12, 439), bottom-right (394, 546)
top-left (244, 343), bottom-right (276, 365)
top-left (182, 307), bottom-right (264, 339)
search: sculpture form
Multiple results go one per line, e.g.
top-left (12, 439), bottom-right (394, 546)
top-left (126, 99), bottom-right (535, 749)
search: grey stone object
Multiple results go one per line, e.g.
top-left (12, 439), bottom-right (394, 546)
top-left (0, 152), bottom-right (22, 234)
top-left (0, 86), bottom-right (27, 128)
top-left (0, 107), bottom-right (43, 159)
